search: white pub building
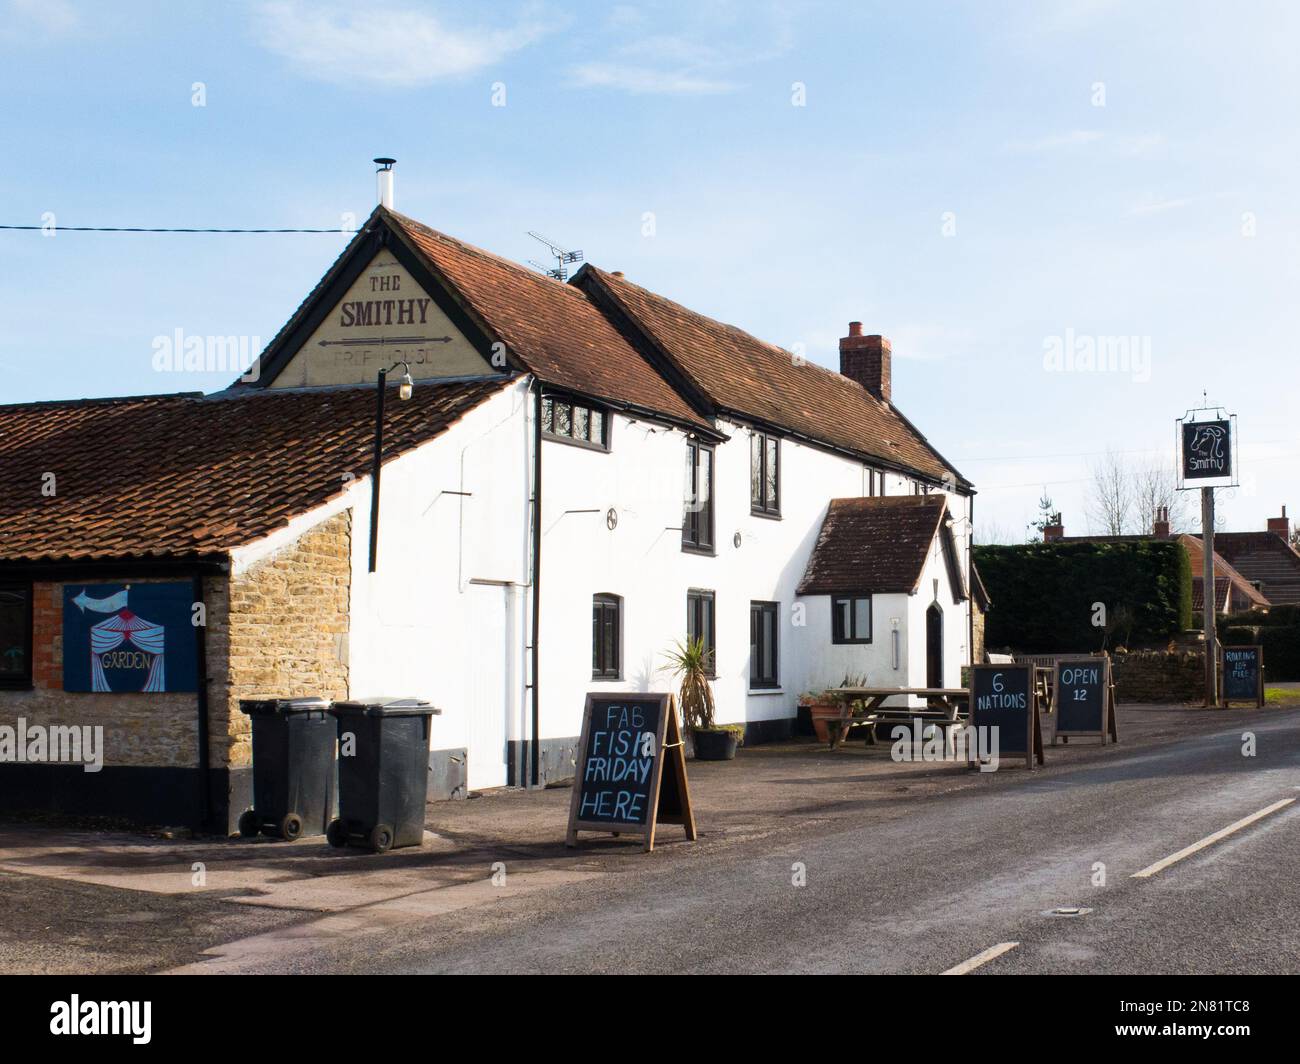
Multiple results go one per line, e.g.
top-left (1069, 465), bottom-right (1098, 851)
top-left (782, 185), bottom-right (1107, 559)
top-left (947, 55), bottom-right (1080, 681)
top-left (0, 175), bottom-right (974, 830)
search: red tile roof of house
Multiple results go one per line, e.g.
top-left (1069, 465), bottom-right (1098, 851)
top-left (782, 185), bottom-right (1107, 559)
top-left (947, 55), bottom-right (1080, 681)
top-left (0, 379), bottom-right (508, 564)
top-left (578, 265), bottom-right (966, 486)
top-left (1179, 533), bottom-right (1269, 610)
top-left (386, 211), bottom-right (713, 433)
top-left (1213, 531), bottom-right (1300, 606)
top-left (798, 495), bottom-right (960, 596)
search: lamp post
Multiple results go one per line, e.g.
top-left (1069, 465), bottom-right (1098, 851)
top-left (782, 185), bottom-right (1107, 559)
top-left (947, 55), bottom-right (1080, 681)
top-left (369, 360), bottom-right (414, 573)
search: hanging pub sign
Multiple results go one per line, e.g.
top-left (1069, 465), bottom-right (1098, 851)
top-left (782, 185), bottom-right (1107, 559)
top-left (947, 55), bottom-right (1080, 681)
top-left (1177, 414), bottom-right (1236, 489)
top-left (1221, 646), bottom-right (1264, 708)
top-left (62, 584), bottom-right (198, 693)
top-left (566, 693), bottom-right (696, 852)
top-left (968, 664), bottom-right (1043, 769)
top-left (1052, 657), bottom-right (1119, 744)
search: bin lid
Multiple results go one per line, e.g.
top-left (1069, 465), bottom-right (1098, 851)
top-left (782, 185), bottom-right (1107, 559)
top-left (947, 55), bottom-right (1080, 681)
top-left (239, 696), bottom-right (332, 716)
top-left (329, 697), bottom-right (441, 717)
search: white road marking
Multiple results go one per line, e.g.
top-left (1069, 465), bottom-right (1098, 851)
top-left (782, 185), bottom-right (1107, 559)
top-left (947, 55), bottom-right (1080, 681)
top-left (1131, 798), bottom-right (1296, 880)
top-left (942, 941), bottom-right (1019, 975)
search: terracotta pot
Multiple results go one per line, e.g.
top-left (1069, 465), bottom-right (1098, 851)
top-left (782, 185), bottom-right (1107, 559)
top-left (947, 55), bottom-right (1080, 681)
top-left (808, 699), bottom-right (844, 744)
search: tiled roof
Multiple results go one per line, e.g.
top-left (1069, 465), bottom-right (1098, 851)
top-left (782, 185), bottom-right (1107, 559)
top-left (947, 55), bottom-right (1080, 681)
top-left (798, 495), bottom-right (952, 595)
top-left (1213, 531), bottom-right (1300, 606)
top-left (578, 266), bottom-right (965, 486)
top-left (1178, 534), bottom-right (1269, 610)
top-left (386, 211), bottom-right (712, 433)
top-left (0, 379), bottom-right (508, 564)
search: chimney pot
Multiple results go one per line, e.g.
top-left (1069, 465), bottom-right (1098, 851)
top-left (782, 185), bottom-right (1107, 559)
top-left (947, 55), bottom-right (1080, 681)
top-left (839, 326), bottom-right (892, 403)
top-left (1267, 506), bottom-right (1291, 538)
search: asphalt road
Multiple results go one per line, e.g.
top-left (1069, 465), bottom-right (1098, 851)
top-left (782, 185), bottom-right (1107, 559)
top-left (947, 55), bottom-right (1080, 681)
top-left (184, 707), bottom-right (1300, 974)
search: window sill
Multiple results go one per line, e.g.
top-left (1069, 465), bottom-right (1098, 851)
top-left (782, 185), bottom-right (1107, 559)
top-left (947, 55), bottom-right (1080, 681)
top-left (543, 433), bottom-right (609, 453)
top-left (747, 687), bottom-right (784, 696)
top-left (750, 508), bottom-right (782, 521)
top-left (681, 544), bottom-right (716, 557)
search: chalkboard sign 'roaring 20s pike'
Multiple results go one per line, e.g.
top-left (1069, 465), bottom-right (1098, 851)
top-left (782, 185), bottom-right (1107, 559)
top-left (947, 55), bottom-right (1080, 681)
top-left (566, 693), bottom-right (696, 852)
top-left (1221, 646), bottom-right (1264, 707)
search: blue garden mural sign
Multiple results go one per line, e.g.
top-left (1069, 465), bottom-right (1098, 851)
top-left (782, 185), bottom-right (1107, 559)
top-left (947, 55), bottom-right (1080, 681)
top-left (62, 583), bottom-right (198, 693)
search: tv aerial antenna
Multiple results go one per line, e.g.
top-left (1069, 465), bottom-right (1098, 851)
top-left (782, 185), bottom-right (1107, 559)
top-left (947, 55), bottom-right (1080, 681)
top-left (527, 231), bottom-right (583, 281)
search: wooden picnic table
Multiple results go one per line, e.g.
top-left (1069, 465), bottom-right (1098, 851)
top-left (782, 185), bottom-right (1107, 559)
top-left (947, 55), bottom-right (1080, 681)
top-left (824, 687), bottom-right (970, 749)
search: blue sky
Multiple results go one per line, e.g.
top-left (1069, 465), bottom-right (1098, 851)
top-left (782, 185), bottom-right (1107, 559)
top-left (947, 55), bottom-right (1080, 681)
top-left (2, 0), bottom-right (1297, 538)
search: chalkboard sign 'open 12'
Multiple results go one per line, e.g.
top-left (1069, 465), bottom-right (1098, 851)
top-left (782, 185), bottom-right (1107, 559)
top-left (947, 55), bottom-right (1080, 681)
top-left (1221, 646), bottom-right (1264, 707)
top-left (1052, 657), bottom-right (1119, 744)
top-left (968, 664), bottom-right (1043, 769)
top-left (566, 693), bottom-right (697, 852)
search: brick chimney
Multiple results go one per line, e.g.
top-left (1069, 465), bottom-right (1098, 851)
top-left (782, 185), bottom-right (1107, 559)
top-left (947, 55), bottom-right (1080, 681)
top-left (839, 323), bottom-right (891, 403)
top-left (1267, 505), bottom-right (1290, 538)
top-left (1043, 513), bottom-right (1064, 542)
top-left (1152, 505), bottom-right (1171, 538)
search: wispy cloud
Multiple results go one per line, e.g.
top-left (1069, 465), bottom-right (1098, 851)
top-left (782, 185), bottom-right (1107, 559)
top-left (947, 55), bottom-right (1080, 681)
top-left (570, 4), bottom-right (797, 96)
top-left (250, 1), bottom-right (550, 87)
top-left (3, 0), bottom-right (80, 38)
top-left (1128, 194), bottom-right (1198, 216)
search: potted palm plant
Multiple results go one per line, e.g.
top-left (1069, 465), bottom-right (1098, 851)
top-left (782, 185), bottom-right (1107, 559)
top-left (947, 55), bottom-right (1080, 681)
top-left (662, 638), bottom-right (742, 760)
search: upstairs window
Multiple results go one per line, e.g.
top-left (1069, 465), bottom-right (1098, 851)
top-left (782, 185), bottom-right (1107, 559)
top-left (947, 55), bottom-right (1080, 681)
top-left (0, 583), bottom-right (32, 689)
top-left (541, 395), bottom-right (608, 450)
top-left (686, 589), bottom-right (716, 678)
top-left (750, 431), bottom-right (780, 516)
top-left (683, 440), bottom-right (715, 552)
top-left (832, 594), bottom-right (872, 644)
top-left (592, 594), bottom-right (622, 680)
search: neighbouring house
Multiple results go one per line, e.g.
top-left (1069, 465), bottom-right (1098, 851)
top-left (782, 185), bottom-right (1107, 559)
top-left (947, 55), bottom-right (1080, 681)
top-left (1214, 507), bottom-right (1300, 607)
top-left (0, 188), bottom-right (974, 831)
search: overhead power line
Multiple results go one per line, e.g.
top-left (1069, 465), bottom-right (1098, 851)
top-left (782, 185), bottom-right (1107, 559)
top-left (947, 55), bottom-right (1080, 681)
top-left (0, 224), bottom-right (357, 233)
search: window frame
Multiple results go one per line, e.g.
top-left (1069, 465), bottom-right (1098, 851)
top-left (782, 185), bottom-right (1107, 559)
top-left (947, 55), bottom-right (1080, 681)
top-left (749, 600), bottom-right (780, 690)
top-left (831, 593), bottom-right (873, 645)
top-left (591, 593), bottom-right (622, 680)
top-left (540, 394), bottom-right (610, 452)
top-left (0, 581), bottom-right (33, 690)
top-left (750, 430), bottom-right (781, 517)
top-left (682, 439), bottom-right (716, 554)
top-left (686, 589), bottom-right (717, 679)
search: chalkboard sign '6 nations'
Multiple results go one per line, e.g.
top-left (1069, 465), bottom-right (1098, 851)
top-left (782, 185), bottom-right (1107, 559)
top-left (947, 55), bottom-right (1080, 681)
top-left (1221, 646), bottom-right (1264, 707)
top-left (1052, 657), bottom-right (1119, 744)
top-left (566, 693), bottom-right (697, 852)
top-left (968, 664), bottom-right (1043, 769)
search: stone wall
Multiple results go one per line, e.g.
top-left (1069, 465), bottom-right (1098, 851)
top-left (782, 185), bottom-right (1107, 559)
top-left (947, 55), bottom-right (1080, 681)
top-left (214, 510), bottom-right (352, 770)
top-left (972, 604), bottom-right (987, 664)
top-left (1111, 649), bottom-right (1205, 703)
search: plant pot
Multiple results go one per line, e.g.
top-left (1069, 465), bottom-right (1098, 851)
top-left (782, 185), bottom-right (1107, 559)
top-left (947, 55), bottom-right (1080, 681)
top-left (808, 700), bottom-right (843, 744)
top-left (691, 728), bottom-right (739, 761)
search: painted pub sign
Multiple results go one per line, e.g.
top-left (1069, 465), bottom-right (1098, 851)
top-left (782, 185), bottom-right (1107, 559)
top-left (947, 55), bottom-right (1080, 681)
top-left (62, 584), bottom-right (197, 693)
top-left (1178, 417), bottom-right (1234, 487)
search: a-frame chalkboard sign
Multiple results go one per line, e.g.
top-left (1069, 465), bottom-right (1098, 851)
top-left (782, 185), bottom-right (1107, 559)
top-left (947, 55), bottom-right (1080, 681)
top-left (1052, 656), bottom-right (1119, 745)
top-left (566, 692), bottom-right (697, 852)
top-left (1221, 646), bottom-right (1264, 708)
top-left (967, 663), bottom-right (1044, 769)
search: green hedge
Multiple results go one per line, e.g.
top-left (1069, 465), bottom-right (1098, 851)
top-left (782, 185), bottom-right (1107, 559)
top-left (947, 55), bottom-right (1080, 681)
top-left (974, 540), bottom-right (1193, 653)
top-left (1261, 628), bottom-right (1300, 681)
top-left (1224, 604), bottom-right (1300, 628)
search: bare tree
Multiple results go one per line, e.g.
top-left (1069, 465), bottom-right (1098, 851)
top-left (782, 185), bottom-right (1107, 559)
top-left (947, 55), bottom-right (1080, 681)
top-left (974, 520), bottom-right (1015, 545)
top-left (1132, 461), bottom-right (1191, 533)
top-left (1087, 450), bottom-right (1133, 535)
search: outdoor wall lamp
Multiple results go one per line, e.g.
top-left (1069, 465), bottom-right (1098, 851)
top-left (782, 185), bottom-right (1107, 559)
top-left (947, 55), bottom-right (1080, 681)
top-left (890, 617), bottom-right (901, 671)
top-left (369, 361), bottom-right (414, 572)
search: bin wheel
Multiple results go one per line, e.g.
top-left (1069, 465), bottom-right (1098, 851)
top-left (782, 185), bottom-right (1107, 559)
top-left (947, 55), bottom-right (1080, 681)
top-left (237, 810), bottom-right (260, 838)
top-left (280, 813), bottom-right (304, 841)
top-left (368, 824), bottom-right (394, 853)
top-left (326, 819), bottom-right (347, 849)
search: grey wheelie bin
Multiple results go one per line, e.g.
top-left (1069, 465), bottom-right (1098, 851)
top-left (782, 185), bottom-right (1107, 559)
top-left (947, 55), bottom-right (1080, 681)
top-left (327, 697), bottom-right (440, 852)
top-left (237, 697), bottom-right (337, 840)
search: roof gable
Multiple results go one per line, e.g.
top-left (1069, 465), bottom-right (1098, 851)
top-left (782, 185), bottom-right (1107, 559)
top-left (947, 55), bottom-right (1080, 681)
top-left (798, 495), bottom-right (956, 596)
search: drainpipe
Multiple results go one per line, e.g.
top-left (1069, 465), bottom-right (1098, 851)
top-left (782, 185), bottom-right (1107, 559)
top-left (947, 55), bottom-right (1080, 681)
top-left (529, 382), bottom-right (543, 788)
top-left (192, 572), bottom-right (211, 832)
top-left (968, 494), bottom-right (976, 667)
